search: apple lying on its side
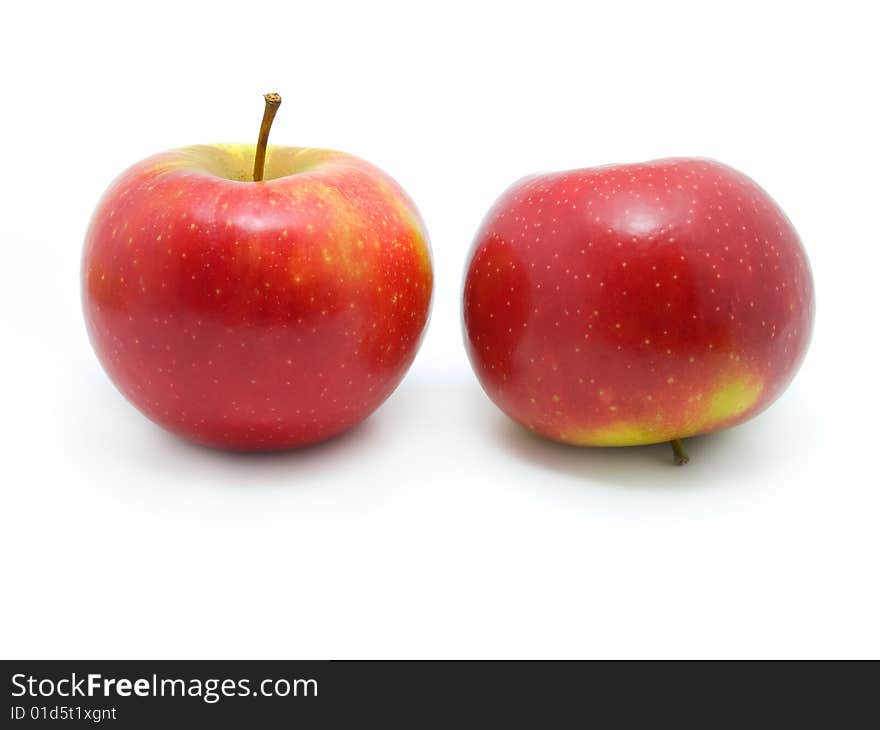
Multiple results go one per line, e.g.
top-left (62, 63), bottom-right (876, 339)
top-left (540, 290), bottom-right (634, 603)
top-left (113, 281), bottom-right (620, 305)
top-left (83, 95), bottom-right (432, 450)
top-left (463, 158), bottom-right (813, 463)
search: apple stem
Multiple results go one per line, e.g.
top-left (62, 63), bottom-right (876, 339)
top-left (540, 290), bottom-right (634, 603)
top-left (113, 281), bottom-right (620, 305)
top-left (253, 93), bottom-right (282, 182)
top-left (670, 438), bottom-right (690, 465)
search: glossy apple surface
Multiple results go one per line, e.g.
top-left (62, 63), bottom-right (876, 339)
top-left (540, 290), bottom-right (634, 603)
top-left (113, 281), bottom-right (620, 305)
top-left (83, 144), bottom-right (432, 449)
top-left (463, 158), bottom-right (813, 446)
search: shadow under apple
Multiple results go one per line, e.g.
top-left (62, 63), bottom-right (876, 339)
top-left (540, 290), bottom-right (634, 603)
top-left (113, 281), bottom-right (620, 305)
top-left (139, 409), bottom-right (388, 489)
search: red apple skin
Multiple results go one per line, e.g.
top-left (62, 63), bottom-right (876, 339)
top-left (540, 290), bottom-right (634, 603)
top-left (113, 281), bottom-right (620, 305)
top-left (83, 145), bottom-right (432, 450)
top-left (463, 158), bottom-right (814, 447)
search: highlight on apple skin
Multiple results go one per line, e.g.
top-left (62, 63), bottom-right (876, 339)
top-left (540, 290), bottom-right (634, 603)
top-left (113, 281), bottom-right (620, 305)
top-left (82, 141), bottom-right (433, 450)
top-left (462, 158), bottom-right (814, 461)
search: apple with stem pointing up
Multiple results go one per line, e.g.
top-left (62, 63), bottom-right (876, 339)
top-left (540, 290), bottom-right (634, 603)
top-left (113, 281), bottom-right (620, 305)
top-left (83, 94), bottom-right (433, 450)
top-left (463, 158), bottom-right (813, 463)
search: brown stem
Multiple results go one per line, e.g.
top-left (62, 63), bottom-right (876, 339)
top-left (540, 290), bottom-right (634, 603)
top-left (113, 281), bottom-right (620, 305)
top-left (670, 438), bottom-right (690, 465)
top-left (253, 93), bottom-right (282, 182)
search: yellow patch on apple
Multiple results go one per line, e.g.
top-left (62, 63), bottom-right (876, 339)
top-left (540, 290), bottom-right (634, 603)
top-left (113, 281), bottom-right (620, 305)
top-left (562, 373), bottom-right (764, 447)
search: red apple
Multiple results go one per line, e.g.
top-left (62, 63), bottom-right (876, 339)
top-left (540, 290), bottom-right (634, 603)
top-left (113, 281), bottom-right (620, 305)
top-left (83, 96), bottom-right (432, 450)
top-left (463, 158), bottom-right (813, 462)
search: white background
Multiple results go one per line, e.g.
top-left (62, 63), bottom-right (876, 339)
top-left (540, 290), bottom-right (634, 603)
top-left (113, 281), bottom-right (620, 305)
top-left (1, 0), bottom-right (878, 659)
